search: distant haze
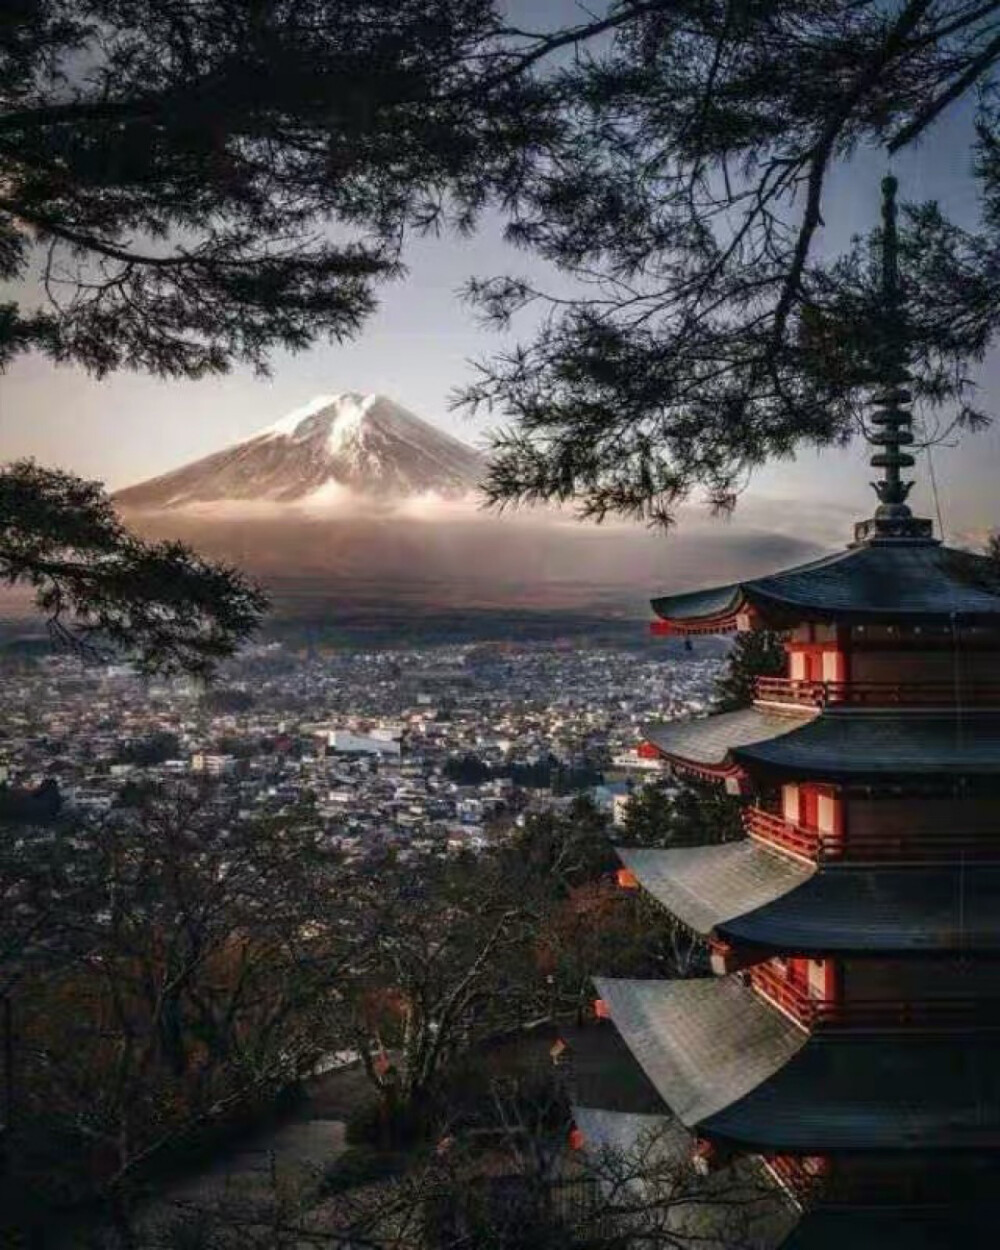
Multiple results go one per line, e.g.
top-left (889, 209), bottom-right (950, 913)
top-left (105, 392), bottom-right (824, 637)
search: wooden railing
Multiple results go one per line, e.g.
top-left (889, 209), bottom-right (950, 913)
top-left (750, 963), bottom-right (1000, 1031)
top-left (745, 805), bottom-right (1000, 863)
top-left (755, 676), bottom-right (1000, 709)
top-left (744, 806), bottom-right (832, 860)
top-left (763, 1154), bottom-right (828, 1201)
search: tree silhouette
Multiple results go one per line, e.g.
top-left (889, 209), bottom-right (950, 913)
top-left (8, 4), bottom-right (1000, 525)
top-left (1, 460), bottom-right (266, 675)
top-left (461, 1), bottom-right (1000, 524)
top-left (0, 0), bottom-right (549, 377)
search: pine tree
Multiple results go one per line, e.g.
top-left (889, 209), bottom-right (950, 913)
top-left (460, 1), bottom-right (1000, 525)
top-left (621, 776), bottom-right (743, 849)
top-left (0, 1), bottom-right (548, 377)
top-left (0, 461), bottom-right (265, 675)
top-left (713, 631), bottom-right (786, 713)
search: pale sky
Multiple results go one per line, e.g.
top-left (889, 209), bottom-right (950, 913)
top-left (2, 2), bottom-right (999, 550)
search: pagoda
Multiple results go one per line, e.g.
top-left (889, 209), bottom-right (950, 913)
top-left (573, 179), bottom-right (1000, 1246)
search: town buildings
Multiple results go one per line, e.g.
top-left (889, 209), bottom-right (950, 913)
top-left (0, 640), bottom-right (717, 867)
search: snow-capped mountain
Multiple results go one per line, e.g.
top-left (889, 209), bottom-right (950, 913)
top-left (114, 393), bottom-right (485, 510)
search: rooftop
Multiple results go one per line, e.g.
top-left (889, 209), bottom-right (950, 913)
top-left (617, 843), bottom-right (1000, 953)
top-left (644, 707), bottom-right (1000, 780)
top-left (595, 975), bottom-right (1000, 1152)
top-left (651, 542), bottom-right (1000, 633)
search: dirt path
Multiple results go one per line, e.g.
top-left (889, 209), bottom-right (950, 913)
top-left (77, 1064), bottom-right (375, 1247)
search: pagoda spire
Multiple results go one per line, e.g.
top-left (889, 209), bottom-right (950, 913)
top-left (854, 175), bottom-right (934, 544)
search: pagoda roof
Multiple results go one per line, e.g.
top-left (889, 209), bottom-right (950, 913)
top-left (617, 843), bottom-right (1000, 954)
top-left (592, 976), bottom-right (807, 1127)
top-left (595, 975), bottom-right (1000, 1152)
top-left (651, 541), bottom-right (1000, 632)
top-left (615, 843), bottom-right (811, 938)
top-left (708, 1033), bottom-right (1000, 1152)
top-left (644, 707), bottom-right (1000, 780)
top-left (642, 707), bottom-right (808, 771)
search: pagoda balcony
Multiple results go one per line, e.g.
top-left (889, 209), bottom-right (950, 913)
top-left (744, 806), bottom-right (833, 861)
top-left (761, 1154), bottom-right (995, 1207)
top-left (755, 675), bottom-right (1000, 710)
top-left (748, 963), bottom-right (1000, 1032)
top-left (761, 1153), bottom-right (829, 1203)
top-left (745, 804), bottom-right (1000, 864)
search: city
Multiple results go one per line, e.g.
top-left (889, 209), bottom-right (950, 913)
top-left (0, 641), bottom-right (722, 862)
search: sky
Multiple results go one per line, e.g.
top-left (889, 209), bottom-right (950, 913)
top-left (2, 2), bottom-right (1000, 552)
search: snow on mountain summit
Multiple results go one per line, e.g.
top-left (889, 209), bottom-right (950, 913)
top-left (115, 393), bottom-right (485, 511)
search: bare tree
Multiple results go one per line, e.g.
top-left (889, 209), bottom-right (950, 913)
top-left (142, 1076), bottom-right (788, 1250)
top-left (336, 855), bottom-right (545, 1131)
top-left (5, 787), bottom-right (356, 1235)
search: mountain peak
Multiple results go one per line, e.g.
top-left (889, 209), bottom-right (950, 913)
top-left (259, 391), bottom-right (378, 443)
top-left (115, 393), bottom-right (484, 511)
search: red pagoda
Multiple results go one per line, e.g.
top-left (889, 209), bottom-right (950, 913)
top-left (573, 179), bottom-right (1000, 1246)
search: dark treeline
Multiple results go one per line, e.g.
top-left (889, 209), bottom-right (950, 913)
top-left (444, 752), bottom-right (604, 793)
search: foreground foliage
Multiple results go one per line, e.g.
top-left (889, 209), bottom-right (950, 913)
top-left (0, 0), bottom-right (548, 378)
top-left (139, 1076), bottom-right (784, 1249)
top-left (6, 5), bottom-right (1000, 524)
top-left (2, 791), bottom-right (350, 1226)
top-left (465, 1), bottom-right (1000, 523)
top-left (0, 461), bottom-right (267, 676)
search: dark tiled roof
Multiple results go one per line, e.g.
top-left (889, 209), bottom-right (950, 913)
top-left (734, 711), bottom-right (1000, 779)
top-left (616, 843), bottom-right (812, 936)
top-left (652, 541), bottom-right (1000, 627)
top-left (618, 843), bottom-right (1000, 953)
top-left (722, 863), bottom-right (1000, 953)
top-left (650, 582), bottom-right (743, 622)
top-left (592, 976), bottom-right (807, 1125)
top-left (780, 1209), bottom-right (999, 1250)
top-left (645, 707), bottom-right (1000, 779)
top-left (597, 976), bottom-right (1000, 1152)
top-left (704, 1032), bottom-right (1000, 1152)
top-left (643, 708), bottom-right (808, 768)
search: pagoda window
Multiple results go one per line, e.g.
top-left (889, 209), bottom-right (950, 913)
top-left (781, 782), bottom-right (843, 847)
top-left (807, 957), bottom-right (839, 1002)
top-left (820, 649), bottom-right (842, 682)
top-left (785, 623), bottom-right (848, 684)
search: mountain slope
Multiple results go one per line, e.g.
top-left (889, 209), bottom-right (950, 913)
top-left (115, 393), bottom-right (484, 509)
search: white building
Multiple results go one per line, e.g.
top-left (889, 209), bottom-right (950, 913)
top-left (191, 752), bottom-right (237, 776)
top-left (326, 730), bottom-right (402, 758)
